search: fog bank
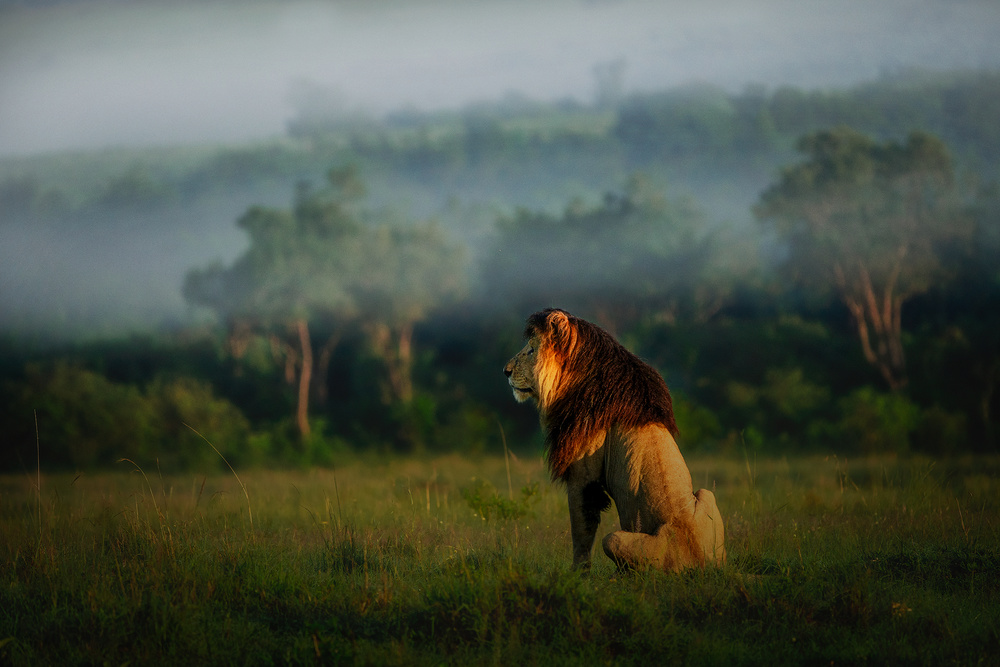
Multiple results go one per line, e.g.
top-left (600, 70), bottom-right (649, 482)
top-left (2, 0), bottom-right (999, 156)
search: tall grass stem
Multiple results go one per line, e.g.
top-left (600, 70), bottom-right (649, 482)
top-left (499, 420), bottom-right (513, 501)
top-left (184, 423), bottom-right (254, 532)
top-left (118, 457), bottom-right (163, 523)
top-left (34, 410), bottom-right (41, 544)
top-left (331, 462), bottom-right (343, 527)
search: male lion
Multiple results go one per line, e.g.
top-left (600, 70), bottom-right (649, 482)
top-left (504, 308), bottom-right (725, 572)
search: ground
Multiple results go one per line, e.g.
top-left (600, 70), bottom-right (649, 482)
top-left (1, 452), bottom-right (998, 665)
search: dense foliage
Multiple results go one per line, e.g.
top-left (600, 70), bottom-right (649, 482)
top-left (1, 70), bottom-right (999, 471)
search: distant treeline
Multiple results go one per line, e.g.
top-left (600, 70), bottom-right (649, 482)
top-left (3, 69), bottom-right (999, 222)
top-left (1, 69), bottom-right (999, 471)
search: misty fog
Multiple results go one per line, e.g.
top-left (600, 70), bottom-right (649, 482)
top-left (1, 0), bottom-right (999, 339)
top-left (2, 0), bottom-right (999, 155)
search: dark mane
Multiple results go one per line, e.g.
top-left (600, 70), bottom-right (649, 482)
top-left (526, 308), bottom-right (678, 480)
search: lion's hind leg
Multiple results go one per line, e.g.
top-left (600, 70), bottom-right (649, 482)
top-left (693, 488), bottom-right (727, 565)
top-left (603, 492), bottom-right (726, 572)
top-left (602, 530), bottom-right (663, 571)
top-left (602, 525), bottom-right (688, 572)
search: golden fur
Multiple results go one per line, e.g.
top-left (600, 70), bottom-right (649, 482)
top-left (504, 308), bottom-right (725, 571)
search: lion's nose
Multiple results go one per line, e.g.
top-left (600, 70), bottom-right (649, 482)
top-left (503, 364), bottom-right (512, 378)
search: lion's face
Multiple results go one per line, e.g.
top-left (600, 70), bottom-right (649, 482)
top-left (504, 337), bottom-right (540, 403)
top-left (505, 310), bottom-right (578, 409)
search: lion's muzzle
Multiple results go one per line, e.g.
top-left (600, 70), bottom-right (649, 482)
top-left (504, 359), bottom-right (535, 403)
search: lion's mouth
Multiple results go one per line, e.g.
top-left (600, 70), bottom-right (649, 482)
top-left (511, 384), bottom-right (533, 394)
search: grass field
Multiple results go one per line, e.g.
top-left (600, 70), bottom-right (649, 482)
top-left (1, 452), bottom-right (998, 665)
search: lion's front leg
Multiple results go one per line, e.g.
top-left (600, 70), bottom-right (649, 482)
top-left (566, 480), bottom-right (611, 569)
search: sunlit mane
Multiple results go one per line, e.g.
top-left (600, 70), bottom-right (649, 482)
top-left (523, 308), bottom-right (677, 481)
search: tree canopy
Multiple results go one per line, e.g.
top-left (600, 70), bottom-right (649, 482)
top-left (483, 175), bottom-right (751, 332)
top-left (185, 166), bottom-right (466, 440)
top-left (756, 127), bottom-right (968, 389)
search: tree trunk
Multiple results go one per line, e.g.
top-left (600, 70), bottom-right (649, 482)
top-left (367, 320), bottom-right (415, 404)
top-left (295, 318), bottom-right (313, 439)
top-left (315, 332), bottom-right (342, 404)
top-left (395, 322), bottom-right (414, 404)
top-left (836, 260), bottom-right (908, 390)
top-left (982, 358), bottom-right (999, 446)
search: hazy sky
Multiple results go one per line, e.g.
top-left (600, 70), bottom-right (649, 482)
top-left (1, 0), bottom-right (999, 156)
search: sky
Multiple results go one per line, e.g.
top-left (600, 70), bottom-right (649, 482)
top-left (1, 0), bottom-right (999, 156)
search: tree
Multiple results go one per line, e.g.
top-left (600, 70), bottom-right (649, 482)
top-left (482, 175), bottom-right (744, 333)
top-left (354, 222), bottom-right (466, 405)
top-left (755, 127), bottom-right (967, 389)
top-left (184, 167), bottom-right (364, 439)
top-left (613, 86), bottom-right (737, 162)
top-left (185, 165), bottom-right (467, 445)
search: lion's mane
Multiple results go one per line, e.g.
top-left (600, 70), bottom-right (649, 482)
top-left (525, 308), bottom-right (678, 481)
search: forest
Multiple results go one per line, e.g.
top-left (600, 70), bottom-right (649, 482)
top-left (1, 68), bottom-right (999, 472)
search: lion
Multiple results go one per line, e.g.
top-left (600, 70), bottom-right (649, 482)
top-left (504, 308), bottom-right (725, 572)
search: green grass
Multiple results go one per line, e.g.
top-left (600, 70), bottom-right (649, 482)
top-left (1, 453), bottom-right (998, 665)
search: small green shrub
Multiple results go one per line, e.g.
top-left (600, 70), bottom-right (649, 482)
top-left (11, 363), bottom-right (253, 471)
top-left (835, 387), bottom-right (920, 454)
top-left (672, 391), bottom-right (724, 449)
top-left (147, 376), bottom-right (252, 470)
top-left (461, 479), bottom-right (540, 521)
top-left (912, 405), bottom-right (968, 456)
top-left (14, 362), bottom-right (157, 468)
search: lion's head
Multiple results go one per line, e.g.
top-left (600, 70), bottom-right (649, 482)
top-left (504, 309), bottom-right (582, 410)
top-left (504, 308), bottom-right (678, 480)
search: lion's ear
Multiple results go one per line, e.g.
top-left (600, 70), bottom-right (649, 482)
top-left (546, 310), bottom-right (576, 355)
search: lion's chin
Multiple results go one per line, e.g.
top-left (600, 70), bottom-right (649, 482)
top-left (511, 386), bottom-right (535, 403)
